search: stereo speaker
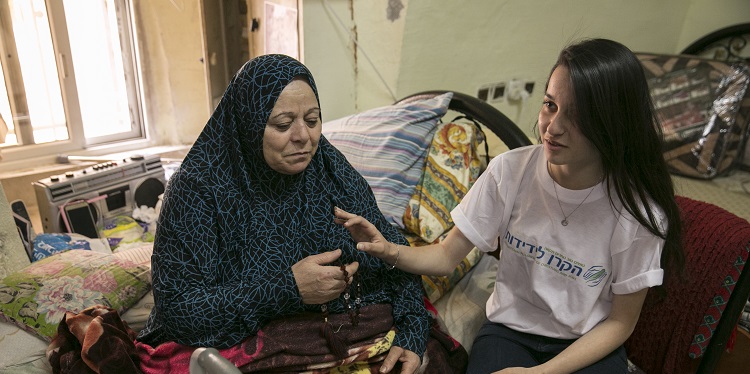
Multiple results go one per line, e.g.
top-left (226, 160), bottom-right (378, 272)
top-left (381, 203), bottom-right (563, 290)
top-left (33, 155), bottom-right (166, 235)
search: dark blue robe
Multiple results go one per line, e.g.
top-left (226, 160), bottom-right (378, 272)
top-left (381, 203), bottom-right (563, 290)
top-left (136, 54), bottom-right (429, 356)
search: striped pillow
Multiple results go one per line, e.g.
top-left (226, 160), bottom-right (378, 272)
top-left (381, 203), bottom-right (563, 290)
top-left (322, 92), bottom-right (452, 228)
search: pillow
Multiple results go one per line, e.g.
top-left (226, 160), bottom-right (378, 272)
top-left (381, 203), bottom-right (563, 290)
top-left (0, 249), bottom-right (151, 341)
top-left (403, 121), bottom-right (483, 243)
top-left (401, 120), bottom-right (485, 302)
top-left (31, 232), bottom-right (111, 261)
top-left (322, 92), bottom-right (453, 228)
top-left (0, 319), bottom-right (49, 369)
top-left (120, 290), bottom-right (154, 333)
top-left (113, 242), bottom-right (154, 267)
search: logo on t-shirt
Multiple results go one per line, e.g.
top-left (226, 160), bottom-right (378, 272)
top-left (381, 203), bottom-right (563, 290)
top-left (503, 231), bottom-right (609, 287)
top-left (583, 266), bottom-right (607, 287)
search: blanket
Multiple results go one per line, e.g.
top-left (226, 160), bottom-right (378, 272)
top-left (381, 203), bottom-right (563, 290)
top-left (46, 305), bottom-right (141, 374)
top-left (47, 303), bottom-right (467, 373)
top-left (624, 196), bottom-right (750, 373)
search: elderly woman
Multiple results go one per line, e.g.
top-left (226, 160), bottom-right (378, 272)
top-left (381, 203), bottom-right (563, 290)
top-left (135, 55), bottom-right (452, 373)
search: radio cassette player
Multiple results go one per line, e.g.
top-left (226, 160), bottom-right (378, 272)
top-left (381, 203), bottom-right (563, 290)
top-left (33, 154), bottom-right (167, 234)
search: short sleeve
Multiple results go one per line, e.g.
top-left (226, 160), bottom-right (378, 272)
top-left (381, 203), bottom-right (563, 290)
top-left (610, 225), bottom-right (665, 295)
top-left (451, 159), bottom-right (505, 253)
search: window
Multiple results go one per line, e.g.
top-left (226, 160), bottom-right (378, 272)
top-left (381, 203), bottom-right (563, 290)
top-left (0, 0), bottom-right (143, 164)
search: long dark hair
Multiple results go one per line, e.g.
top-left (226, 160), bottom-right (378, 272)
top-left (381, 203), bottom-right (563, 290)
top-left (545, 38), bottom-right (684, 282)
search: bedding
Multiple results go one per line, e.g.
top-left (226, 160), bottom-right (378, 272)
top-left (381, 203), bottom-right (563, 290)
top-left (0, 250), bottom-right (486, 374)
top-left (433, 253), bottom-right (498, 353)
top-left (401, 120), bottom-right (486, 303)
top-left (322, 92), bottom-right (452, 228)
top-left (403, 121), bottom-right (484, 244)
top-left (0, 244), bottom-right (154, 374)
top-left (0, 248), bottom-right (151, 341)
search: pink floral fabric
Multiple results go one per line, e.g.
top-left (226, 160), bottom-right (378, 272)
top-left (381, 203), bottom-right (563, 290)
top-left (0, 249), bottom-right (151, 341)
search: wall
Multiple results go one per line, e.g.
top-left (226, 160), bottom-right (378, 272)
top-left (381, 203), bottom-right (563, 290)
top-left (134, 0), bottom-right (211, 146)
top-left (676, 0), bottom-right (750, 51)
top-left (134, 0), bottom-right (750, 152)
top-left (396, 0), bottom-right (691, 138)
top-left (302, 0), bottom-right (750, 154)
top-left (303, 0), bottom-right (407, 122)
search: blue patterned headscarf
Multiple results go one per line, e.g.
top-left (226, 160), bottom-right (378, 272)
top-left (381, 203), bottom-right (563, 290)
top-left (137, 55), bottom-right (428, 356)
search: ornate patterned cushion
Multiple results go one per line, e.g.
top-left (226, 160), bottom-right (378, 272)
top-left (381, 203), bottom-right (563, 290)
top-left (403, 121), bottom-right (483, 243)
top-left (689, 245), bottom-right (749, 358)
top-left (401, 121), bottom-right (485, 302)
top-left (625, 196), bottom-right (750, 373)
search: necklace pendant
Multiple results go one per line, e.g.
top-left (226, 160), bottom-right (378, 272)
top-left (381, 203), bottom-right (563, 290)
top-left (561, 219), bottom-right (569, 226)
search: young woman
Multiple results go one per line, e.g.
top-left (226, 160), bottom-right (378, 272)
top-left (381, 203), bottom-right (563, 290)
top-left (336, 38), bottom-right (683, 373)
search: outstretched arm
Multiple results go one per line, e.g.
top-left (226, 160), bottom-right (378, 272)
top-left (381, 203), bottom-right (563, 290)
top-left (334, 207), bottom-right (475, 276)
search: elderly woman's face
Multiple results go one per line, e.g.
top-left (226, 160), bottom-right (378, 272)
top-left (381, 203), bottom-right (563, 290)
top-left (263, 78), bottom-right (321, 175)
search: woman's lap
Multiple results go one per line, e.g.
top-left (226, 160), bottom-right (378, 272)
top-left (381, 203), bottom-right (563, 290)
top-left (466, 321), bottom-right (627, 374)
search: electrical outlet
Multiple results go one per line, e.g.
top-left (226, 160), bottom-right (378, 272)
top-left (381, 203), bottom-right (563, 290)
top-left (491, 82), bottom-right (506, 102)
top-left (524, 81), bottom-right (535, 95)
top-left (477, 86), bottom-right (492, 101)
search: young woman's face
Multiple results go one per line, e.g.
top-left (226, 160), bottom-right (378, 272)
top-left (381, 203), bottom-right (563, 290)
top-left (538, 66), bottom-right (601, 170)
top-left (263, 78), bottom-right (322, 175)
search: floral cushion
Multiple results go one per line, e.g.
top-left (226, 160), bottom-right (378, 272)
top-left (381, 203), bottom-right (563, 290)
top-left (403, 121), bottom-right (483, 243)
top-left (0, 249), bottom-right (151, 341)
top-left (401, 121), bottom-right (485, 302)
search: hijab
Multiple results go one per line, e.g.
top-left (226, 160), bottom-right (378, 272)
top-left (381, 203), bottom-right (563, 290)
top-left (139, 55), bottom-right (425, 351)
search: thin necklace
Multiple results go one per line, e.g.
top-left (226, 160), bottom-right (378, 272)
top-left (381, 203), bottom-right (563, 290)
top-left (548, 162), bottom-right (598, 226)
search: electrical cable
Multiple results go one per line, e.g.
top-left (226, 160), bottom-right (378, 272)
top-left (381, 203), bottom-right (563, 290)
top-left (322, 0), bottom-right (397, 101)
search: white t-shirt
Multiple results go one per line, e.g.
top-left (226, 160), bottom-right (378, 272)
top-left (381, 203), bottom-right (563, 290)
top-left (452, 145), bottom-right (664, 339)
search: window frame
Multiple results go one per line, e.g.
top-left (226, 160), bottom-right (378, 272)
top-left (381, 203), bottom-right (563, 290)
top-left (0, 0), bottom-right (148, 169)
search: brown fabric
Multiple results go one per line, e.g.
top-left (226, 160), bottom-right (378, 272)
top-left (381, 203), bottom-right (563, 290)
top-left (47, 303), bottom-right (466, 374)
top-left (136, 303), bottom-right (466, 373)
top-left (47, 305), bottom-right (141, 374)
top-left (235, 304), bottom-right (395, 372)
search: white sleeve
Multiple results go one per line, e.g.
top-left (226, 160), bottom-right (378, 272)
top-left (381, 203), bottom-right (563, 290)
top-left (610, 225), bottom-right (665, 294)
top-left (451, 155), bottom-right (512, 253)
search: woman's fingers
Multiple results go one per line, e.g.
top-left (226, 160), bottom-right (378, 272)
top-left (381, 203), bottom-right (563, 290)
top-left (356, 241), bottom-right (387, 260)
top-left (333, 206), bottom-right (355, 222)
top-left (344, 261), bottom-right (359, 282)
top-left (334, 207), bottom-right (368, 227)
top-left (378, 346), bottom-right (420, 374)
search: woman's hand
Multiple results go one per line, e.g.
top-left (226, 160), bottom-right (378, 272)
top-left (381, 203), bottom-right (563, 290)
top-left (334, 207), bottom-right (397, 264)
top-left (379, 346), bottom-right (421, 373)
top-left (292, 249), bottom-right (359, 304)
